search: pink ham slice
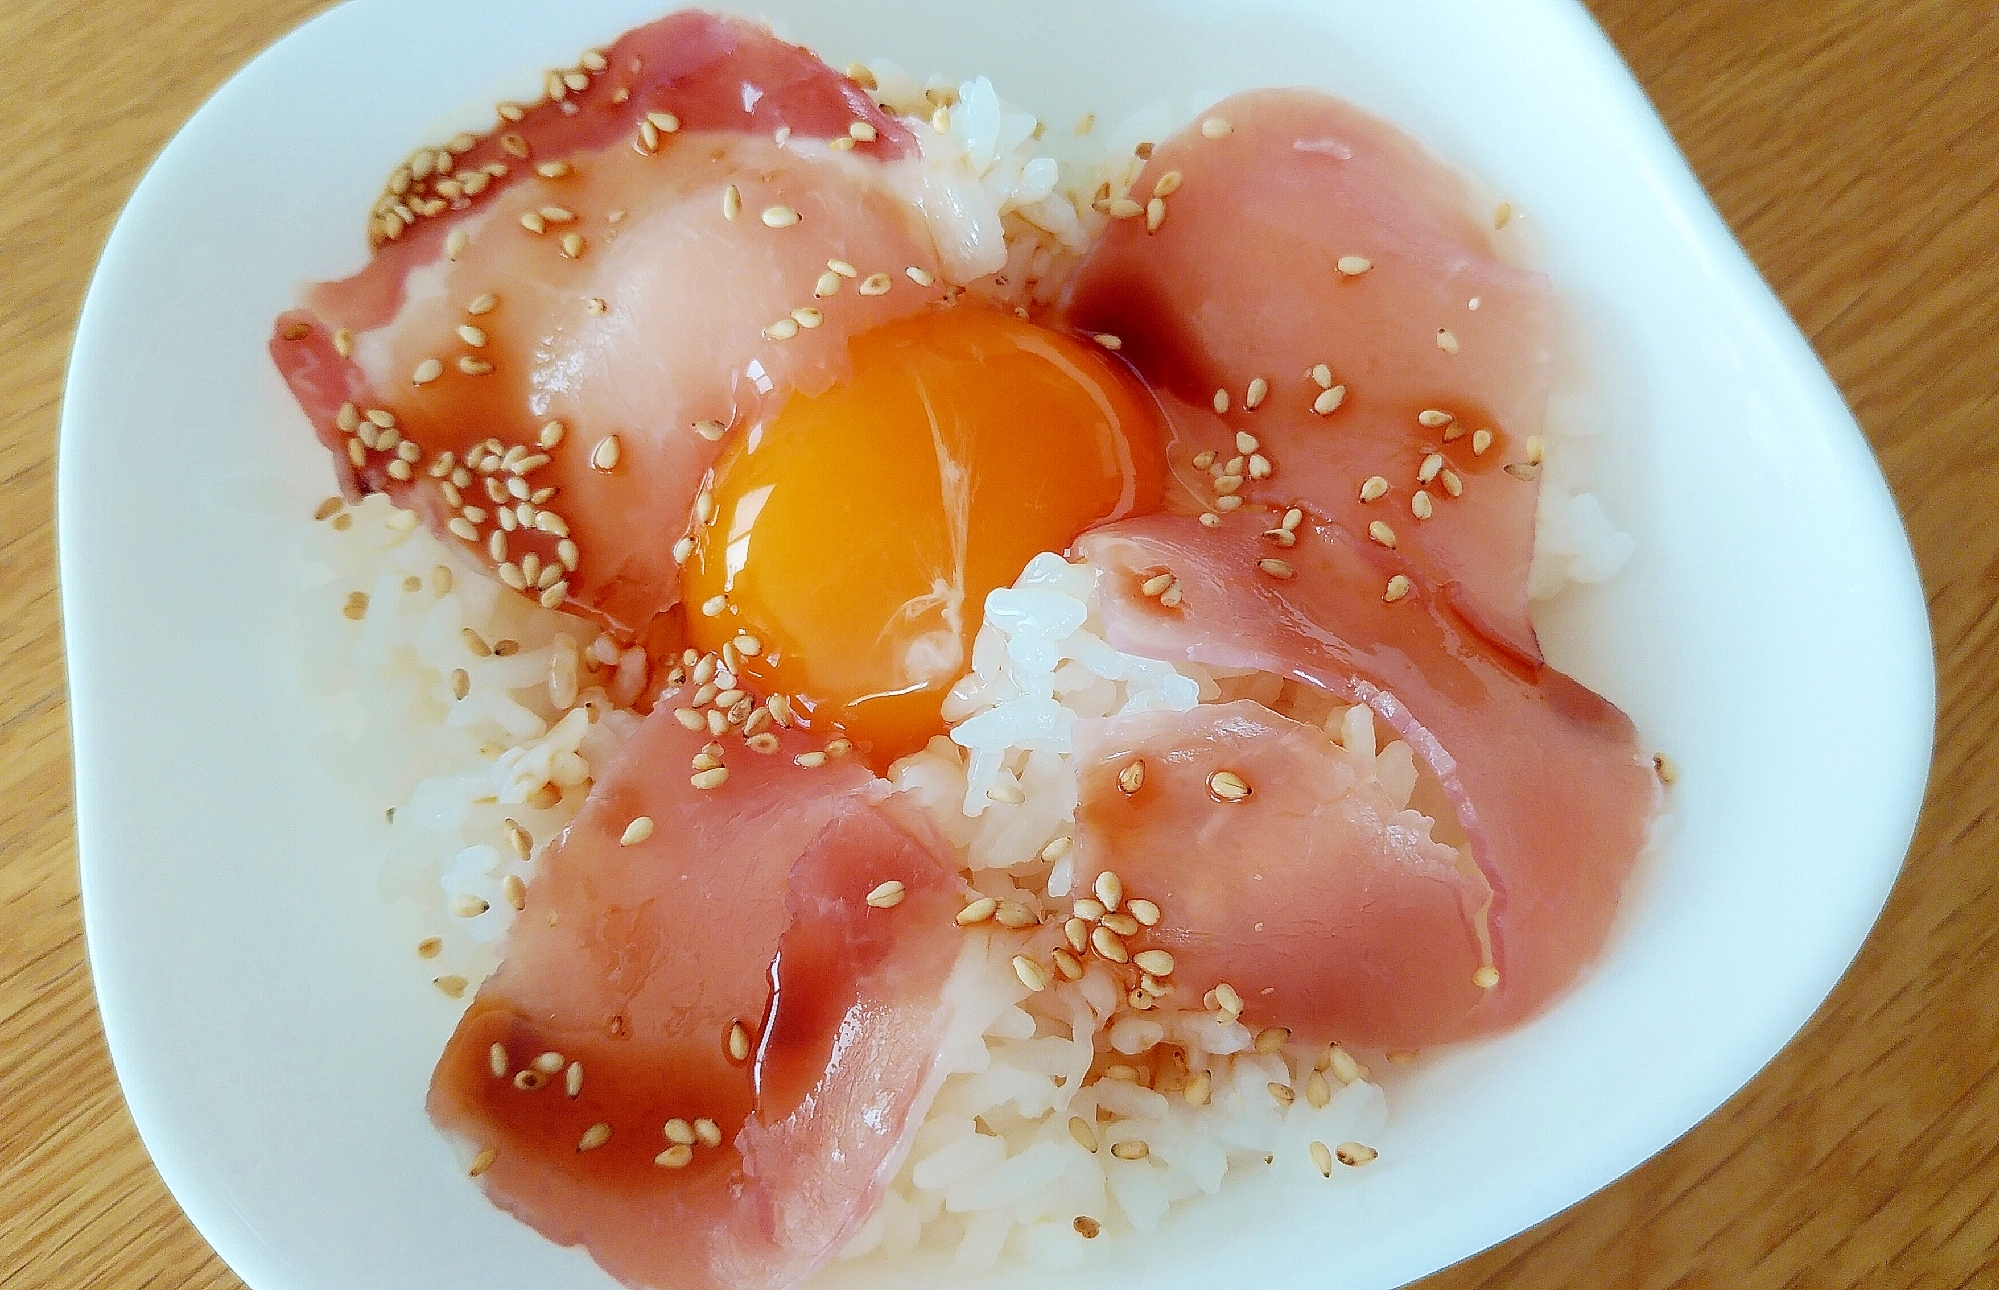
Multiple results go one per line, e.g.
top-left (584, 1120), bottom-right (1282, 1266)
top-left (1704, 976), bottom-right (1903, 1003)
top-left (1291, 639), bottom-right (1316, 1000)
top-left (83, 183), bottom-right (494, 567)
top-left (428, 692), bottom-right (969, 1290)
top-left (1061, 88), bottom-right (1554, 664)
top-left (1073, 514), bottom-right (1657, 1045)
top-left (1072, 700), bottom-right (1490, 1048)
top-left (272, 11), bottom-right (946, 642)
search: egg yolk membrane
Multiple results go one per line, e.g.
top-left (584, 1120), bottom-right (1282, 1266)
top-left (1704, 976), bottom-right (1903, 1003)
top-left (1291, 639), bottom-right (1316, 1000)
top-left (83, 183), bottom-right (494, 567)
top-left (683, 306), bottom-right (1165, 768)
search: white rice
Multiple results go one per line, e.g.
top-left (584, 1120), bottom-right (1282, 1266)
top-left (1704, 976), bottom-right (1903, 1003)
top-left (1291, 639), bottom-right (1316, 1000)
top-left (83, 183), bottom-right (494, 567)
top-left (295, 59), bottom-right (1635, 1284)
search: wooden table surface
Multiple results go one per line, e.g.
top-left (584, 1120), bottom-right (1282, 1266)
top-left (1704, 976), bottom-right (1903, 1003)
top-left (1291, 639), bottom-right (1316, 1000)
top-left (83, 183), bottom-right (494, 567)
top-left (4, 1), bottom-right (1995, 1286)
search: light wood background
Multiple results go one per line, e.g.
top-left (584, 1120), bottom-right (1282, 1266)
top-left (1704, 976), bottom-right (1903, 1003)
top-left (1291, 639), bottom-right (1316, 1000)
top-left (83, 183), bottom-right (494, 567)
top-left (4, 1), bottom-right (1994, 1286)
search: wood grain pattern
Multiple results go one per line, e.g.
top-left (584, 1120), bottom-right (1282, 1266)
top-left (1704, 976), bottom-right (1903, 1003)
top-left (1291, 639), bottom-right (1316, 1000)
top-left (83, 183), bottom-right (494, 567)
top-left (2, 1), bottom-right (1992, 1286)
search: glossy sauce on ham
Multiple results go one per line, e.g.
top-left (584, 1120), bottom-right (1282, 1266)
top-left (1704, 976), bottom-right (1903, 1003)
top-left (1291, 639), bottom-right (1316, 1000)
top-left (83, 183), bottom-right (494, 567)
top-left (429, 693), bottom-right (969, 1289)
top-left (1062, 88), bottom-right (1555, 664)
top-left (272, 11), bottom-right (943, 642)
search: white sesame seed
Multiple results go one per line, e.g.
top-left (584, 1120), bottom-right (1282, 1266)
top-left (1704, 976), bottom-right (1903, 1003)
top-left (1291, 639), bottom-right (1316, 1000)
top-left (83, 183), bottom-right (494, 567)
top-left (1092, 333), bottom-right (1123, 351)
top-left (791, 306), bottom-right (823, 329)
top-left (589, 435), bottom-right (621, 472)
top-left (444, 228), bottom-right (469, 261)
top-left (827, 258), bottom-right (857, 278)
top-left (956, 897), bottom-right (997, 926)
top-left (488, 1043), bottom-right (509, 1077)
top-left (726, 1022), bottom-right (751, 1063)
top-left (1474, 965), bottom-right (1500, 988)
top-left (1368, 520), bottom-right (1397, 548)
top-left (1412, 490), bottom-right (1434, 519)
top-left (1313, 385), bottom-right (1346, 415)
top-left (1337, 1142), bottom-right (1380, 1167)
top-left (849, 120), bottom-right (878, 142)
top-left (691, 767), bottom-right (730, 790)
top-left (858, 272), bottom-right (893, 296)
top-left (1012, 954), bottom-right (1050, 992)
top-left (1418, 453), bottom-right (1445, 483)
top-left (1145, 196), bottom-right (1166, 232)
top-left (1152, 169), bottom-right (1183, 198)
top-left (1384, 574), bottom-right (1413, 603)
top-left (1258, 558), bottom-right (1294, 579)
top-left (332, 328), bottom-right (354, 358)
top-left (621, 816), bottom-right (654, 847)
top-left (1418, 409), bottom-right (1454, 429)
top-left (412, 358), bottom-right (443, 385)
top-left (447, 517), bottom-right (479, 542)
top-left (1440, 468), bottom-right (1463, 497)
top-left (1437, 328), bottom-right (1460, 353)
top-left (1094, 869), bottom-right (1123, 911)
top-left (1358, 476), bottom-right (1389, 503)
top-left (759, 204), bottom-right (801, 229)
top-left (866, 880), bottom-right (906, 909)
top-left (1495, 200), bottom-right (1514, 229)
top-left (458, 356), bottom-right (494, 376)
top-left (564, 1061), bottom-right (583, 1097)
top-left (906, 265), bottom-right (935, 286)
top-left (1133, 949), bottom-right (1175, 977)
top-left (1192, 450), bottom-right (1216, 469)
top-left (663, 1118), bottom-right (695, 1145)
top-left (813, 270), bottom-right (843, 299)
top-left (694, 1118), bottom-right (722, 1147)
top-left (1214, 495), bottom-right (1244, 513)
top-left (647, 110), bottom-right (680, 134)
top-left (1472, 428), bottom-right (1494, 455)
top-left (1235, 430), bottom-right (1258, 455)
top-left (1336, 255), bottom-right (1372, 276)
top-left (764, 317), bottom-right (800, 340)
top-left (986, 782), bottom-right (1026, 804)
top-left (1208, 770), bottom-right (1251, 802)
top-left (1310, 363), bottom-right (1333, 389)
top-left (519, 211), bottom-right (546, 234)
top-left (1109, 197), bottom-right (1143, 219)
top-left (1117, 759), bottom-right (1145, 794)
top-left (1110, 1140), bottom-right (1149, 1161)
top-left (1201, 117), bottom-right (1232, 138)
top-left (1127, 898), bottom-right (1160, 927)
top-left (538, 581), bottom-right (568, 610)
top-left (469, 1146), bottom-right (498, 1176)
top-left (1213, 388), bottom-right (1230, 414)
top-left (577, 1122), bottom-right (611, 1152)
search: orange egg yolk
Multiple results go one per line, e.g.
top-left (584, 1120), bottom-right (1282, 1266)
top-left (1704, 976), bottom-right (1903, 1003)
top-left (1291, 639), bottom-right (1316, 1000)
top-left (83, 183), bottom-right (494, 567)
top-left (682, 306), bottom-right (1165, 770)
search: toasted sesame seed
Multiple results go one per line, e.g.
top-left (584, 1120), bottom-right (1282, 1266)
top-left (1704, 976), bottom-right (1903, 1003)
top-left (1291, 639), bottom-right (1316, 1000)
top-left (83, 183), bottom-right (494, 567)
top-left (1473, 965), bottom-right (1500, 988)
top-left (1253, 1025), bottom-right (1290, 1055)
top-left (1183, 1069), bottom-right (1214, 1107)
top-left (1262, 528), bottom-right (1297, 547)
top-left (1269, 1081), bottom-right (1296, 1108)
top-left (691, 767), bottom-right (730, 790)
top-left (866, 880), bottom-right (907, 909)
top-left (986, 782), bottom-right (1026, 805)
top-left (1437, 328), bottom-right (1460, 353)
top-left (1051, 948), bottom-right (1085, 981)
top-left (1207, 770), bottom-right (1251, 803)
top-left (585, 435), bottom-right (622, 473)
top-left (1110, 1140), bottom-right (1150, 1161)
top-left (1495, 200), bottom-right (1513, 229)
top-left (1145, 196), bottom-right (1167, 232)
top-left (1336, 255), bottom-right (1372, 276)
top-left (341, 591), bottom-right (372, 621)
top-left (1012, 954), bottom-right (1051, 992)
top-left (1068, 1116), bottom-right (1099, 1153)
top-left (995, 901), bottom-right (1037, 929)
top-left (760, 204), bottom-right (800, 228)
top-left (1258, 558), bottom-right (1294, 580)
top-left (1117, 759), bottom-right (1145, 794)
top-left (1654, 752), bottom-right (1678, 785)
top-left (727, 1020), bottom-right (751, 1062)
top-left (1090, 925), bottom-right (1129, 963)
top-left (663, 1117), bottom-right (696, 1145)
top-left (1313, 385), bottom-right (1347, 415)
top-left (1368, 520), bottom-right (1398, 548)
top-left (412, 358), bottom-right (444, 385)
top-left (1140, 572), bottom-right (1175, 599)
top-left (465, 1145), bottom-right (499, 1177)
top-left (1505, 462), bottom-right (1541, 481)
top-left (558, 232), bottom-right (586, 259)
top-left (332, 328), bottom-right (354, 357)
top-left (956, 896), bottom-right (998, 926)
top-left (511, 1068), bottom-right (546, 1091)
top-left (487, 1042), bottom-right (510, 1078)
top-left (1337, 1142), bottom-right (1379, 1167)
top-left (1132, 949), bottom-right (1175, 977)
top-left (845, 119), bottom-right (878, 142)
top-left (502, 874), bottom-right (527, 911)
top-left (432, 974), bottom-right (468, 998)
top-left (694, 1118), bottom-right (722, 1147)
top-left (1063, 917), bottom-right (1090, 954)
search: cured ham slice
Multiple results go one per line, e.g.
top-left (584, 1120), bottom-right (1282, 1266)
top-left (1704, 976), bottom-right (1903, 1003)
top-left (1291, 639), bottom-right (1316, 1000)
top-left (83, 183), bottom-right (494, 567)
top-left (1071, 700), bottom-right (1490, 1049)
top-left (428, 693), bottom-right (970, 1290)
top-left (1062, 88), bottom-right (1554, 663)
top-left (1073, 514), bottom-right (1656, 1044)
top-left (273, 11), bottom-right (947, 641)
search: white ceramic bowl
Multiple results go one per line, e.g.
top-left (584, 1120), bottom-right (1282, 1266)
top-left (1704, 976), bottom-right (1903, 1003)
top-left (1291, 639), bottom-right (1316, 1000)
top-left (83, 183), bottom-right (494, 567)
top-left (60, 1), bottom-right (1933, 1287)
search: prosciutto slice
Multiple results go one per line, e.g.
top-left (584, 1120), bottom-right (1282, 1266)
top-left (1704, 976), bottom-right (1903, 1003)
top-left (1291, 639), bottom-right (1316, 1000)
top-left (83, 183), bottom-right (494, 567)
top-left (1072, 700), bottom-right (1490, 1048)
top-left (428, 693), bottom-right (969, 1289)
top-left (272, 11), bottom-right (946, 641)
top-left (1062, 88), bottom-right (1555, 663)
top-left (1073, 514), bottom-right (1657, 1044)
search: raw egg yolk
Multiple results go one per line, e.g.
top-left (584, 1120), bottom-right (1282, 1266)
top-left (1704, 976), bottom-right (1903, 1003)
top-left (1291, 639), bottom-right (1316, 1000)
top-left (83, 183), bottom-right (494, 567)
top-left (682, 306), bottom-right (1164, 770)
